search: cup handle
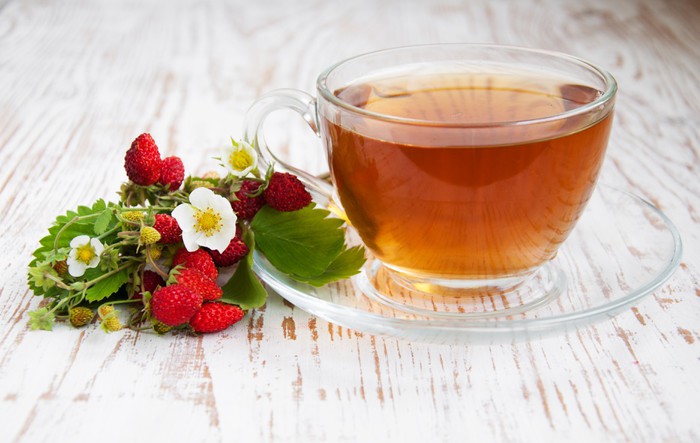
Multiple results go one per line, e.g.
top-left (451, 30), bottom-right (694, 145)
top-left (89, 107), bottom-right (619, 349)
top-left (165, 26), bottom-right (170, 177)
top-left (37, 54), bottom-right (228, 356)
top-left (243, 89), bottom-right (333, 200)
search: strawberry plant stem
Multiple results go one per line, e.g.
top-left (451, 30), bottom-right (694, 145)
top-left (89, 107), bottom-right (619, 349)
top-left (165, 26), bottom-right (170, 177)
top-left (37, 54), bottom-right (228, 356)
top-left (146, 247), bottom-right (168, 278)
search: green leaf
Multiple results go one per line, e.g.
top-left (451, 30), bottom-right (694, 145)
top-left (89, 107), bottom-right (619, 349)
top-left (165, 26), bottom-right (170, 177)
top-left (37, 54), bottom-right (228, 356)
top-left (29, 200), bottom-right (121, 296)
top-left (295, 246), bottom-right (366, 287)
top-left (28, 307), bottom-right (55, 331)
top-left (251, 204), bottom-right (345, 278)
top-left (220, 259), bottom-right (267, 310)
top-left (85, 268), bottom-right (131, 302)
top-left (42, 248), bottom-right (69, 263)
top-left (94, 209), bottom-right (113, 235)
top-left (220, 230), bottom-right (267, 310)
top-left (28, 265), bottom-right (58, 291)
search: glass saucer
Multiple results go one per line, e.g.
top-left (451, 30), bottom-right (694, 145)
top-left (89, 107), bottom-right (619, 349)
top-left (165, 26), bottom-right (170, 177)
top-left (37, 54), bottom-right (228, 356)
top-left (252, 185), bottom-right (682, 344)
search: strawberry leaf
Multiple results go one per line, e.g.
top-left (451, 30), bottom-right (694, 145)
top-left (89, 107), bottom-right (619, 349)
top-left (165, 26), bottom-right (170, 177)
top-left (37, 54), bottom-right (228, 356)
top-left (29, 199), bottom-right (121, 296)
top-left (27, 308), bottom-right (55, 331)
top-left (85, 267), bottom-right (131, 302)
top-left (251, 204), bottom-right (345, 278)
top-left (220, 230), bottom-right (267, 309)
top-left (294, 245), bottom-right (366, 287)
top-left (94, 209), bottom-right (113, 235)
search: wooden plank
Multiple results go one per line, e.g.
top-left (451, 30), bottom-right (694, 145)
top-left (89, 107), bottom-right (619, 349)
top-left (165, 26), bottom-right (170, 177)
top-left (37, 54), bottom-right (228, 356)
top-left (0, 0), bottom-right (698, 441)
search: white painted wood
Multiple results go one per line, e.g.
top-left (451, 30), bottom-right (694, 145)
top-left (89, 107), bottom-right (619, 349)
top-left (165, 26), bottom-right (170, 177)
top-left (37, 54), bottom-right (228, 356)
top-left (0, 0), bottom-right (698, 441)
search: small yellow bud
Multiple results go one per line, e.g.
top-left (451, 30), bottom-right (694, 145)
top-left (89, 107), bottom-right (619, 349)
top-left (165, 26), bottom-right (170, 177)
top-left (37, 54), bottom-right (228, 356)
top-left (122, 211), bottom-right (145, 223)
top-left (148, 244), bottom-right (163, 261)
top-left (140, 227), bottom-right (161, 245)
top-left (152, 320), bottom-right (173, 335)
top-left (98, 305), bottom-right (114, 317)
top-left (102, 316), bottom-right (122, 332)
top-left (202, 171), bottom-right (220, 180)
top-left (187, 180), bottom-right (214, 192)
top-left (98, 305), bottom-right (122, 333)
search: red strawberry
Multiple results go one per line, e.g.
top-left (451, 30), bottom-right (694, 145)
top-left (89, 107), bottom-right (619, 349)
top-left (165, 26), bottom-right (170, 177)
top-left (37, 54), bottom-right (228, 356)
top-left (231, 180), bottom-right (266, 220)
top-left (153, 214), bottom-right (182, 244)
top-left (264, 172), bottom-right (312, 212)
top-left (124, 133), bottom-right (162, 186)
top-left (172, 248), bottom-right (218, 280)
top-left (132, 270), bottom-right (166, 300)
top-left (189, 302), bottom-right (244, 333)
top-left (142, 270), bottom-right (166, 292)
top-left (171, 267), bottom-right (222, 301)
top-left (150, 284), bottom-right (203, 326)
top-left (159, 156), bottom-right (185, 190)
top-left (207, 236), bottom-right (249, 267)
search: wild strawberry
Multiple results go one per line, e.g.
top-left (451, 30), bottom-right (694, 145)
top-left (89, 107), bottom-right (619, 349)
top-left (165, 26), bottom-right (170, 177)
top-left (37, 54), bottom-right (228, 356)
top-left (159, 156), bottom-right (185, 190)
top-left (207, 236), bottom-right (248, 267)
top-left (152, 320), bottom-right (172, 334)
top-left (153, 214), bottom-right (182, 244)
top-left (170, 267), bottom-right (222, 301)
top-left (150, 284), bottom-right (202, 326)
top-left (101, 317), bottom-right (122, 332)
top-left (264, 172), bottom-right (312, 212)
top-left (53, 260), bottom-right (68, 277)
top-left (185, 180), bottom-right (214, 192)
top-left (231, 180), bottom-right (266, 219)
top-left (189, 302), bottom-right (244, 333)
top-left (172, 248), bottom-right (218, 280)
top-left (142, 270), bottom-right (166, 292)
top-left (132, 270), bottom-right (165, 300)
top-left (124, 133), bottom-right (162, 186)
top-left (98, 305), bottom-right (122, 332)
top-left (122, 211), bottom-right (145, 223)
top-left (69, 307), bottom-right (94, 327)
top-left (148, 244), bottom-right (163, 260)
top-left (98, 305), bottom-right (112, 318)
top-left (139, 226), bottom-right (161, 245)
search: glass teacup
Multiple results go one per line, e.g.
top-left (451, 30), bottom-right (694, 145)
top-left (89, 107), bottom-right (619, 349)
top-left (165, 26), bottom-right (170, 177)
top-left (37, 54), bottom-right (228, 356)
top-left (244, 44), bottom-right (616, 316)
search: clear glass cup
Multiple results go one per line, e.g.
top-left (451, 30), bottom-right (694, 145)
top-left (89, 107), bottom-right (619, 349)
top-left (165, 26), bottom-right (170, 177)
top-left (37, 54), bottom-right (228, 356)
top-left (244, 44), bottom-right (617, 316)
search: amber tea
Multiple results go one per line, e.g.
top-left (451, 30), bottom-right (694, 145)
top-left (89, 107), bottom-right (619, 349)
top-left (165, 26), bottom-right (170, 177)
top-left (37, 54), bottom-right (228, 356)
top-left (323, 71), bottom-right (613, 279)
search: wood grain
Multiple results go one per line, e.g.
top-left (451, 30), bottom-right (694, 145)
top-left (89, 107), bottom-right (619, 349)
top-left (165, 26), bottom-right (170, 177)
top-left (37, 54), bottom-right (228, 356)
top-left (1, 0), bottom-right (699, 441)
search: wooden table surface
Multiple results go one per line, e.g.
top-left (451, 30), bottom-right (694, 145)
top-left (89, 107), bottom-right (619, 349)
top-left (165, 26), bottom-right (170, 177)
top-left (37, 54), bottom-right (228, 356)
top-left (1, 0), bottom-right (699, 441)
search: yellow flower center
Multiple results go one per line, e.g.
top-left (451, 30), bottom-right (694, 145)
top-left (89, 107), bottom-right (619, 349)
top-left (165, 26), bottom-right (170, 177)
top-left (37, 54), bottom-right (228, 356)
top-left (194, 208), bottom-right (222, 237)
top-left (76, 244), bottom-right (96, 264)
top-left (229, 149), bottom-right (253, 171)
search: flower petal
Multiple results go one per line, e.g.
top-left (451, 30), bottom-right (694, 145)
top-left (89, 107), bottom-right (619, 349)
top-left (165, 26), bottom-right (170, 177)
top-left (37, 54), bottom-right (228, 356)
top-left (242, 141), bottom-right (258, 168)
top-left (220, 145), bottom-right (234, 169)
top-left (182, 230), bottom-right (201, 252)
top-left (70, 235), bottom-right (90, 248)
top-left (68, 259), bottom-right (87, 277)
top-left (90, 238), bottom-right (105, 255)
top-left (172, 204), bottom-right (197, 232)
top-left (189, 187), bottom-right (215, 209)
top-left (215, 223), bottom-right (237, 252)
top-left (210, 193), bottom-right (235, 218)
top-left (87, 256), bottom-right (100, 268)
top-left (199, 229), bottom-right (231, 252)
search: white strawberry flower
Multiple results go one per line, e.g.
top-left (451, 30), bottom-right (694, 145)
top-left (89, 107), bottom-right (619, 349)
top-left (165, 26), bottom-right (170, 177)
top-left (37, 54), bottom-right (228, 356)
top-left (67, 235), bottom-right (104, 277)
top-left (172, 187), bottom-right (237, 253)
top-left (221, 139), bottom-right (258, 177)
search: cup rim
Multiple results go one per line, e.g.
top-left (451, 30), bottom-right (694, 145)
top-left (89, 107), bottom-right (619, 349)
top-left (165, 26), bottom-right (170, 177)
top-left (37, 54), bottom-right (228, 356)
top-left (316, 43), bottom-right (617, 128)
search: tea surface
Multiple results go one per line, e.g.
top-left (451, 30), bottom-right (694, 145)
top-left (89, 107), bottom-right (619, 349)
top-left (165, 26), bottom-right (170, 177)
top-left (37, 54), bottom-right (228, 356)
top-left (325, 72), bottom-right (612, 278)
